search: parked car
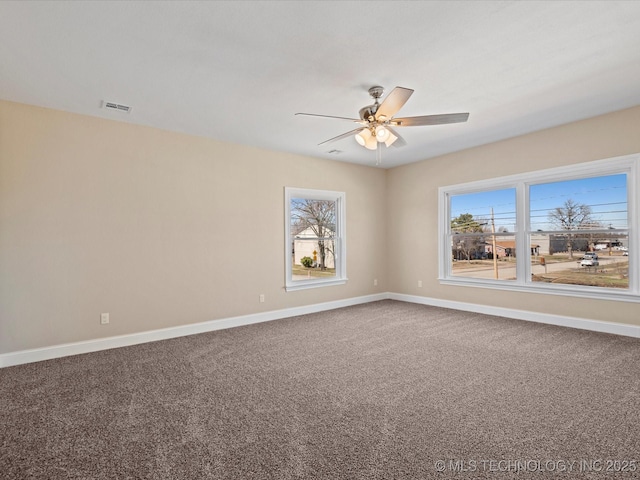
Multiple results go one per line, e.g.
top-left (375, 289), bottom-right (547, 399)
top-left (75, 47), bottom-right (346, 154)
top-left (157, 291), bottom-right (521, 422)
top-left (581, 258), bottom-right (599, 267)
top-left (582, 252), bottom-right (599, 260)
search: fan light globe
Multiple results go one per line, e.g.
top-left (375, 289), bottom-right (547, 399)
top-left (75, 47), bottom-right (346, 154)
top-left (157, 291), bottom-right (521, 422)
top-left (355, 129), bottom-right (370, 146)
top-left (384, 131), bottom-right (398, 147)
top-left (356, 129), bottom-right (377, 150)
top-left (375, 126), bottom-right (388, 142)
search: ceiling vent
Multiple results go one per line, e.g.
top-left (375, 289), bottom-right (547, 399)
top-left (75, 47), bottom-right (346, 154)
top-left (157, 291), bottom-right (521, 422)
top-left (101, 101), bottom-right (132, 113)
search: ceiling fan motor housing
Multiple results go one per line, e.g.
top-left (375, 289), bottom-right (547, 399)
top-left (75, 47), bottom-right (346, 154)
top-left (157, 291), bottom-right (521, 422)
top-left (359, 86), bottom-right (385, 121)
top-left (359, 105), bottom-right (377, 121)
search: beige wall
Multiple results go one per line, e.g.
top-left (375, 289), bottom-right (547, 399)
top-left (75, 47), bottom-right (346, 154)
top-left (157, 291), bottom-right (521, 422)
top-left (387, 105), bottom-right (640, 327)
top-left (0, 100), bottom-right (387, 353)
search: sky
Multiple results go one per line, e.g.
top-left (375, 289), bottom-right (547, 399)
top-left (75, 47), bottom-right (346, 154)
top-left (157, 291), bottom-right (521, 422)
top-left (450, 173), bottom-right (628, 232)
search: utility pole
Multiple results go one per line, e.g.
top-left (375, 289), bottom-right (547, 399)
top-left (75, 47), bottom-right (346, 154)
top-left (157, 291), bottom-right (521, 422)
top-left (491, 208), bottom-right (498, 279)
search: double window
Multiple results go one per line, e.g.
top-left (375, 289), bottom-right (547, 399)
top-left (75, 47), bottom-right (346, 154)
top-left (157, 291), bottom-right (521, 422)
top-left (285, 187), bottom-right (346, 291)
top-left (439, 154), bottom-right (639, 301)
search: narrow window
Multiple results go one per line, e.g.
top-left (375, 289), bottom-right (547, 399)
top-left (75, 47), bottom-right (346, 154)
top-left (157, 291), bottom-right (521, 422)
top-left (285, 188), bottom-right (346, 291)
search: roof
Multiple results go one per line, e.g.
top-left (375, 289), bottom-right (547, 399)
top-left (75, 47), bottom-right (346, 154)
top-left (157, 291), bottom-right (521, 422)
top-left (493, 241), bottom-right (540, 249)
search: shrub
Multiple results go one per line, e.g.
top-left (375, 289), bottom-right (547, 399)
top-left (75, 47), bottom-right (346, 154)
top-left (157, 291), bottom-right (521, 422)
top-left (300, 256), bottom-right (313, 268)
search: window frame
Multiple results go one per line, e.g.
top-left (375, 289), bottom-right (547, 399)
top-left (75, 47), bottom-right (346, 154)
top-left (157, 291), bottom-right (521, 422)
top-left (438, 154), bottom-right (639, 302)
top-left (285, 187), bottom-right (347, 291)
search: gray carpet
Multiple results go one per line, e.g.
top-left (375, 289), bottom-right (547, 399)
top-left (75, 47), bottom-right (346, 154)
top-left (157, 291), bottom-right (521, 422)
top-left (1, 300), bottom-right (639, 479)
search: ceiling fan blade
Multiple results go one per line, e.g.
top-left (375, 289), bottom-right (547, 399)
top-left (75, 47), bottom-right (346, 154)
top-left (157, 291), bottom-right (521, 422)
top-left (375, 87), bottom-right (414, 119)
top-left (386, 126), bottom-right (407, 147)
top-left (296, 112), bottom-right (365, 123)
top-left (392, 112), bottom-right (469, 126)
top-left (318, 127), bottom-right (366, 146)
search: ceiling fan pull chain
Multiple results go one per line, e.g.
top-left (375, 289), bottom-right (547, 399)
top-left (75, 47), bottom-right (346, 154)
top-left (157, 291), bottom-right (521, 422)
top-left (376, 142), bottom-right (382, 166)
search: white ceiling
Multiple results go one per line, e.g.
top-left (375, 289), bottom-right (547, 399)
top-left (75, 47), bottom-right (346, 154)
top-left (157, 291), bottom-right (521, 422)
top-left (2, 1), bottom-right (640, 168)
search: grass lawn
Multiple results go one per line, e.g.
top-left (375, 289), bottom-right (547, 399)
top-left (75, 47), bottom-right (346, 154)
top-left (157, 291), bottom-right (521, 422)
top-left (291, 264), bottom-right (336, 278)
top-left (532, 261), bottom-right (629, 289)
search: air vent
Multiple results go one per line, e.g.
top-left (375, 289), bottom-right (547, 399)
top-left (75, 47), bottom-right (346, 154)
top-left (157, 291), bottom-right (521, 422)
top-left (101, 101), bottom-right (132, 113)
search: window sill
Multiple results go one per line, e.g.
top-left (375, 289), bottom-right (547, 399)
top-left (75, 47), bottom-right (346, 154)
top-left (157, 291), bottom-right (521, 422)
top-left (285, 278), bottom-right (348, 292)
top-left (439, 277), bottom-right (640, 303)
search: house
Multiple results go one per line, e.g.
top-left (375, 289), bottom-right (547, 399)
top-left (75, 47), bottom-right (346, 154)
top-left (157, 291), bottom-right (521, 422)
top-left (1, 2), bottom-right (639, 364)
top-left (484, 240), bottom-right (541, 257)
top-left (293, 226), bottom-right (336, 269)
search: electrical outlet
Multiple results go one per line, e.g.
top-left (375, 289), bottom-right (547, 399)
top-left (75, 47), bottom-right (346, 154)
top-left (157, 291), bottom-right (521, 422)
top-left (100, 313), bottom-right (109, 325)
top-left (418, 280), bottom-right (422, 288)
top-left (259, 294), bottom-right (265, 303)
top-left (374, 279), bottom-right (378, 286)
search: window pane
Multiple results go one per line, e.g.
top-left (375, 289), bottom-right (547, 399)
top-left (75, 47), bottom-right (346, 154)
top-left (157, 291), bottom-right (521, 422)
top-left (530, 174), bottom-right (628, 232)
top-left (449, 188), bottom-right (517, 281)
top-left (290, 197), bottom-right (337, 283)
top-left (529, 174), bottom-right (629, 290)
top-left (290, 198), bottom-right (336, 234)
top-left (291, 238), bottom-right (336, 281)
top-left (530, 233), bottom-right (629, 289)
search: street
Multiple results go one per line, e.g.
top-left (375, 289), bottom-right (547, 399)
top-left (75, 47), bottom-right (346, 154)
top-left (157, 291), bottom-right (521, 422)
top-left (453, 256), bottom-right (629, 280)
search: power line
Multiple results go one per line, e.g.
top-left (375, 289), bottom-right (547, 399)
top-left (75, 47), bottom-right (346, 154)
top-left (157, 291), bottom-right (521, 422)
top-left (529, 201), bottom-right (626, 214)
top-left (452, 185), bottom-right (626, 214)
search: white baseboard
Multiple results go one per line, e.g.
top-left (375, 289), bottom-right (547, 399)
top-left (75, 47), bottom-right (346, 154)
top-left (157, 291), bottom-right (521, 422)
top-left (2, 292), bottom-right (638, 368)
top-left (388, 293), bottom-right (640, 338)
top-left (0, 293), bottom-right (387, 368)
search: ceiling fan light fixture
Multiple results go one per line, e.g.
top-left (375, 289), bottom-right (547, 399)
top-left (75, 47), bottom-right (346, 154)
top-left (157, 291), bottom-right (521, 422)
top-left (375, 125), bottom-right (388, 142)
top-left (384, 131), bottom-right (398, 147)
top-left (355, 128), bottom-right (370, 147)
top-left (356, 128), bottom-right (377, 149)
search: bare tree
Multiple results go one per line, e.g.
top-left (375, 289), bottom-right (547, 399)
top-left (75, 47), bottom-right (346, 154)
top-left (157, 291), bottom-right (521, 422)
top-left (291, 199), bottom-right (336, 270)
top-left (547, 199), bottom-right (596, 259)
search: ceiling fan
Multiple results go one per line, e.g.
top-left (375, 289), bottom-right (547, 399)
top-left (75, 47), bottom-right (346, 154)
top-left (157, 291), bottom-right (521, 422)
top-left (296, 86), bottom-right (469, 165)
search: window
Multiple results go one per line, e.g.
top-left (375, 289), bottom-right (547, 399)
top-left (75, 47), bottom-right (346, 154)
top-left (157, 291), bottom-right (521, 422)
top-left (529, 174), bottom-right (629, 290)
top-left (450, 187), bottom-right (517, 281)
top-left (285, 187), bottom-right (346, 291)
top-left (439, 154), bottom-right (639, 302)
